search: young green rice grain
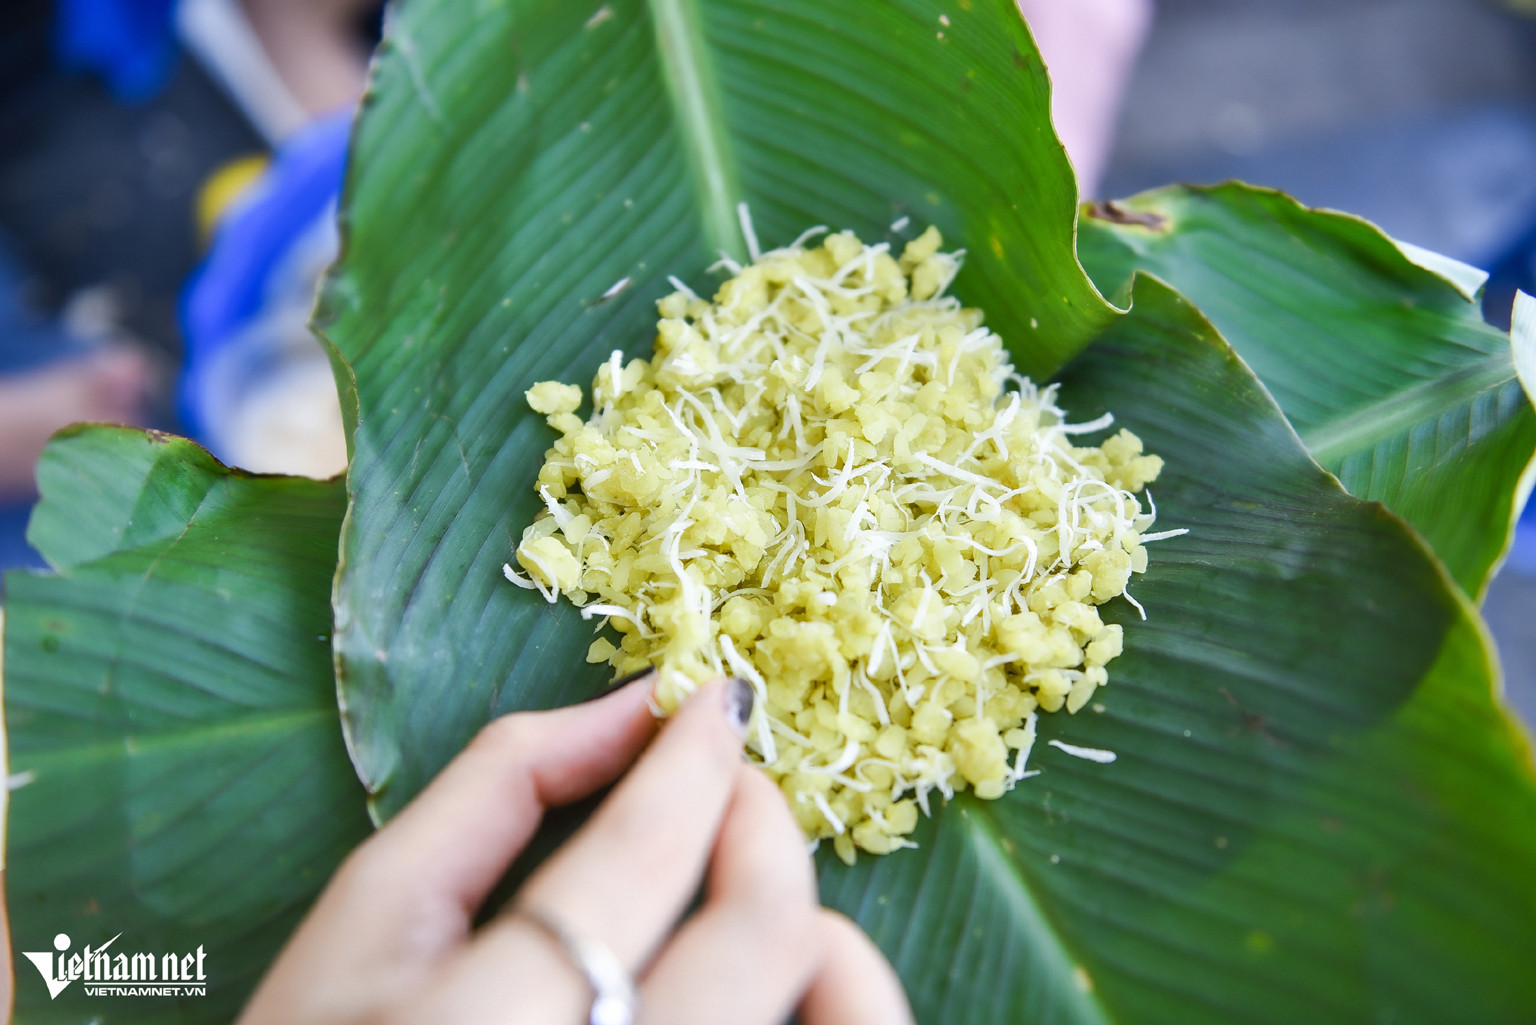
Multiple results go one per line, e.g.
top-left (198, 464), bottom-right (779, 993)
top-left (506, 226), bottom-right (1177, 862)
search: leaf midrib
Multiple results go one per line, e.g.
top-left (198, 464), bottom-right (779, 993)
top-left (647, 0), bottom-right (745, 261)
top-left (1300, 353), bottom-right (1517, 467)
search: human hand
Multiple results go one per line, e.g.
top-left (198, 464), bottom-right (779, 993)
top-left (0, 347), bottom-right (151, 501)
top-left (236, 674), bottom-right (914, 1025)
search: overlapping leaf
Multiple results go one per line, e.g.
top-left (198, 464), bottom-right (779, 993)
top-left (1078, 184), bottom-right (1536, 597)
top-left (2, 428), bottom-right (370, 1022)
top-left (818, 278), bottom-right (1536, 1024)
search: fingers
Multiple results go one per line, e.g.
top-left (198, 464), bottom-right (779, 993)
top-left (291, 675), bottom-right (658, 958)
top-left (492, 676), bottom-right (754, 968)
top-left (626, 767), bottom-right (913, 1025)
top-left (800, 910), bottom-right (915, 1025)
top-left (242, 666), bottom-right (914, 1025)
top-left (360, 671), bottom-right (662, 923)
top-left (405, 678), bottom-right (753, 1022)
top-left (238, 673), bottom-right (662, 1024)
top-left (0, 349), bottom-right (152, 500)
top-left (637, 766), bottom-right (821, 1025)
top-left (82, 346), bottom-right (153, 418)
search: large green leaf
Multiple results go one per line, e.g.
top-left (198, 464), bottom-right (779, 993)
top-left (2, 427), bottom-right (370, 1023)
top-left (318, 0), bottom-right (1114, 819)
top-left (317, 0), bottom-right (1536, 1011)
top-left (817, 277), bottom-right (1536, 1024)
top-left (1077, 184), bottom-right (1536, 598)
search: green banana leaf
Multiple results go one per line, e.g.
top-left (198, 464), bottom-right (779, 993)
top-left (6, 0), bottom-right (1536, 1023)
top-left (317, 0), bottom-right (1114, 821)
top-left (2, 428), bottom-right (371, 1022)
top-left (1077, 185), bottom-right (1536, 598)
top-left (312, 1), bottom-right (1536, 1023)
top-left (818, 276), bottom-right (1536, 1024)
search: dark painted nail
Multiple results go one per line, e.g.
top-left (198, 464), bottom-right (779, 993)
top-left (611, 666), bottom-right (656, 689)
top-left (725, 677), bottom-right (754, 738)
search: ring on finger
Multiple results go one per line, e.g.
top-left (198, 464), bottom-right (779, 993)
top-left (514, 904), bottom-right (639, 1025)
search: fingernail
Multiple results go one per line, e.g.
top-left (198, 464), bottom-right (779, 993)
top-left (724, 677), bottom-right (754, 738)
top-left (611, 665), bottom-right (656, 689)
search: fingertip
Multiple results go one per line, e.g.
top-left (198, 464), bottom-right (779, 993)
top-left (513, 670), bottom-right (663, 805)
top-left (723, 676), bottom-right (753, 738)
top-left (519, 665), bottom-right (659, 759)
top-left (669, 675), bottom-right (754, 747)
top-left (368, 669), bottom-right (664, 896)
top-left (583, 665), bottom-right (661, 726)
top-left (708, 765), bottom-right (817, 907)
top-left (730, 765), bottom-right (810, 855)
top-left (608, 664), bottom-right (660, 693)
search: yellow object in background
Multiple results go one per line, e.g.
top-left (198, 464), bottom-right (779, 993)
top-left (195, 153), bottom-right (270, 245)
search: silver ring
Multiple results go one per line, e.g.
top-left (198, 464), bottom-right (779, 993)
top-left (516, 905), bottom-right (638, 1025)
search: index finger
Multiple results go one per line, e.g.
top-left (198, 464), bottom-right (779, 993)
top-left (238, 672), bottom-right (662, 1023)
top-left (368, 670), bottom-right (662, 915)
top-left (494, 676), bottom-right (754, 969)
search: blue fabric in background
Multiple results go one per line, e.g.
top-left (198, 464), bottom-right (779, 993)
top-left (1483, 220), bottom-right (1536, 564)
top-left (1518, 477), bottom-right (1535, 578)
top-left (180, 110), bottom-right (350, 441)
top-left (54, 0), bottom-right (180, 102)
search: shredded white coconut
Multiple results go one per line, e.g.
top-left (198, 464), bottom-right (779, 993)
top-left (1047, 739), bottom-right (1118, 764)
top-left (512, 227), bottom-right (1173, 862)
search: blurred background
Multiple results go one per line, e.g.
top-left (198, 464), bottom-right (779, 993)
top-left (0, 0), bottom-right (1532, 720)
top-left (1107, 0), bottom-right (1536, 274)
top-left (1098, 0), bottom-right (1536, 728)
top-left (0, 0), bottom-right (376, 566)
